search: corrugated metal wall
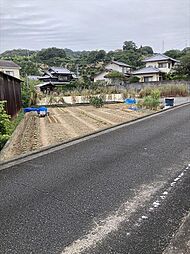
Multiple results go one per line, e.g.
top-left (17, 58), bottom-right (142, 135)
top-left (0, 72), bottom-right (22, 117)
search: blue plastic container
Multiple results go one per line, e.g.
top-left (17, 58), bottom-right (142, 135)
top-left (165, 98), bottom-right (174, 107)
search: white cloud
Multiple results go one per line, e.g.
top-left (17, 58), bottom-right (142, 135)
top-left (0, 0), bottom-right (189, 52)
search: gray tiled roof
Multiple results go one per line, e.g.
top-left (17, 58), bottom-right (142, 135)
top-left (132, 66), bottom-right (161, 75)
top-left (111, 60), bottom-right (131, 67)
top-left (0, 60), bottom-right (20, 68)
top-left (38, 75), bottom-right (51, 79)
top-left (143, 54), bottom-right (179, 63)
top-left (50, 67), bottom-right (72, 74)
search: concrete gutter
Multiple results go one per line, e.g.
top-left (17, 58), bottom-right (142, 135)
top-left (0, 102), bottom-right (190, 170)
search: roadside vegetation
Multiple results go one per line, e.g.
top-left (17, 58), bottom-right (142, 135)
top-left (89, 96), bottom-right (104, 108)
top-left (0, 102), bottom-right (24, 151)
top-left (137, 89), bottom-right (161, 110)
top-left (139, 84), bottom-right (189, 98)
top-left (0, 102), bottom-right (12, 150)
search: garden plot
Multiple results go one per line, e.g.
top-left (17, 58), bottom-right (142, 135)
top-left (0, 104), bottom-right (149, 161)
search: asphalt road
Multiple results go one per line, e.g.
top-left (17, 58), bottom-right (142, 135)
top-left (0, 104), bottom-right (190, 254)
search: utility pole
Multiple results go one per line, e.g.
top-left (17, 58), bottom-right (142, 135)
top-left (162, 40), bottom-right (165, 53)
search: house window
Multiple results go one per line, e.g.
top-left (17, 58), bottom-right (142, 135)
top-left (5, 71), bottom-right (14, 76)
top-left (144, 76), bottom-right (153, 82)
top-left (58, 75), bottom-right (68, 81)
top-left (158, 63), bottom-right (167, 68)
top-left (122, 67), bottom-right (126, 73)
top-left (159, 74), bottom-right (163, 81)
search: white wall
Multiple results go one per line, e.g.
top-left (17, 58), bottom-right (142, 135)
top-left (135, 73), bottom-right (160, 82)
top-left (105, 63), bottom-right (123, 73)
top-left (37, 94), bottom-right (124, 105)
top-left (0, 67), bottom-right (20, 79)
top-left (145, 61), bottom-right (173, 74)
top-left (105, 63), bottom-right (130, 74)
top-left (94, 71), bottom-right (108, 82)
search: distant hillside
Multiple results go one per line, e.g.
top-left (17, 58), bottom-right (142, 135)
top-left (0, 42), bottom-right (188, 78)
top-left (0, 49), bottom-right (37, 57)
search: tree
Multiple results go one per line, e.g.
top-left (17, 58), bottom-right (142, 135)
top-left (174, 53), bottom-right (190, 80)
top-left (19, 60), bottom-right (40, 76)
top-left (182, 47), bottom-right (190, 55)
top-left (164, 49), bottom-right (182, 59)
top-left (123, 41), bottom-right (137, 51)
top-left (140, 46), bottom-right (154, 55)
top-left (36, 47), bottom-right (66, 62)
top-left (0, 49), bottom-right (36, 57)
top-left (128, 76), bottom-right (140, 83)
top-left (87, 50), bottom-right (106, 64)
top-left (105, 71), bottom-right (126, 80)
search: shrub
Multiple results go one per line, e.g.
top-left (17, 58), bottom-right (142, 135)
top-left (142, 96), bottom-right (160, 110)
top-left (0, 102), bottom-right (12, 150)
top-left (105, 71), bottom-right (125, 80)
top-left (129, 76), bottom-right (140, 83)
top-left (150, 89), bottom-right (160, 100)
top-left (89, 96), bottom-right (104, 108)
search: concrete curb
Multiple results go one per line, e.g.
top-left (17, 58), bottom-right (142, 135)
top-left (0, 102), bottom-right (190, 170)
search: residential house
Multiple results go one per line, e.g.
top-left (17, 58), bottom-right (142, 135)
top-left (132, 54), bottom-right (179, 82)
top-left (94, 60), bottom-right (132, 83)
top-left (37, 67), bottom-right (76, 92)
top-left (0, 60), bottom-right (21, 79)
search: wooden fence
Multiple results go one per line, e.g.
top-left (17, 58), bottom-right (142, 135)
top-left (0, 71), bottom-right (22, 117)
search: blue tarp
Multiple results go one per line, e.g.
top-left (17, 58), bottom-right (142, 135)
top-left (24, 107), bottom-right (48, 113)
top-left (128, 107), bottom-right (140, 111)
top-left (124, 98), bottom-right (137, 104)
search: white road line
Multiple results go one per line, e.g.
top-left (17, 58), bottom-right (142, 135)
top-left (60, 182), bottom-right (163, 254)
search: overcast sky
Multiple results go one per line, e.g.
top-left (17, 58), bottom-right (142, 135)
top-left (0, 0), bottom-right (189, 53)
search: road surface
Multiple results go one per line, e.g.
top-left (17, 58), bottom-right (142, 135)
top-left (0, 104), bottom-right (190, 254)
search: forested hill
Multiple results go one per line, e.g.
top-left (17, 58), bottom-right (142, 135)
top-left (0, 41), bottom-right (189, 78)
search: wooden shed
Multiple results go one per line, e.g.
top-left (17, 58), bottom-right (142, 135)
top-left (0, 71), bottom-right (22, 117)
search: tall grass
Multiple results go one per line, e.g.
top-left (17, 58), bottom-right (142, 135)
top-left (139, 85), bottom-right (189, 98)
top-left (159, 85), bottom-right (189, 97)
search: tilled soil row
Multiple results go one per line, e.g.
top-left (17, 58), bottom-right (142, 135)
top-left (1, 104), bottom-right (148, 161)
top-left (0, 113), bottom-right (42, 161)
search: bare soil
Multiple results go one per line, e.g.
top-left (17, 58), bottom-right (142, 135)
top-left (0, 104), bottom-right (150, 161)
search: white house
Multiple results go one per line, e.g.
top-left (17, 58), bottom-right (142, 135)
top-left (94, 60), bottom-right (131, 83)
top-left (132, 54), bottom-right (179, 82)
top-left (0, 60), bottom-right (21, 79)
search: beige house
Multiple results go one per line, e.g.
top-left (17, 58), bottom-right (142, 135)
top-left (132, 54), bottom-right (179, 82)
top-left (0, 60), bottom-right (21, 79)
top-left (94, 60), bottom-right (131, 83)
top-left (132, 66), bottom-right (162, 82)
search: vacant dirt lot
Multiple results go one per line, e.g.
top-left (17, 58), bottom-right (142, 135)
top-left (0, 104), bottom-right (151, 161)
